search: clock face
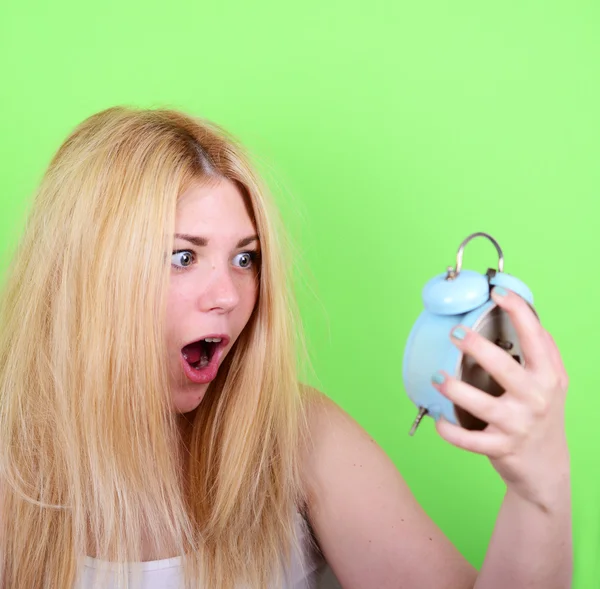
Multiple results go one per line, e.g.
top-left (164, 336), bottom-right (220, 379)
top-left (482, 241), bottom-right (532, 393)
top-left (454, 304), bottom-right (526, 430)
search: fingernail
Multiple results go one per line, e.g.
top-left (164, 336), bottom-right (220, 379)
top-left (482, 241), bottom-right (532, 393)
top-left (494, 286), bottom-right (508, 297)
top-left (451, 327), bottom-right (466, 340)
top-left (431, 371), bottom-right (445, 385)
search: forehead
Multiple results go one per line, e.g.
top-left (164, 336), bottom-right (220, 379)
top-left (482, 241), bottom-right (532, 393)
top-left (175, 179), bottom-right (256, 237)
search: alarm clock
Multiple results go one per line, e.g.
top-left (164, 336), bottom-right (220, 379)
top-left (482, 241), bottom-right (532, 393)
top-left (402, 232), bottom-right (535, 436)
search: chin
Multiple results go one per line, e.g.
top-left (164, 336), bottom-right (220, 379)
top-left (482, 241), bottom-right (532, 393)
top-left (172, 389), bottom-right (207, 414)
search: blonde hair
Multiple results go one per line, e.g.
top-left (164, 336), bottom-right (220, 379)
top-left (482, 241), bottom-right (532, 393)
top-left (0, 107), bottom-right (309, 588)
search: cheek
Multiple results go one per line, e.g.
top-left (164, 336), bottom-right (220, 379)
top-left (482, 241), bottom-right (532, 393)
top-left (236, 279), bottom-right (259, 323)
top-left (166, 274), bottom-right (199, 311)
top-left (165, 288), bottom-right (191, 344)
top-left (246, 279), bottom-right (259, 312)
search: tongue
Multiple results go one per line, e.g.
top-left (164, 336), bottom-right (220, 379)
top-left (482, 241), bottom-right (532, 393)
top-left (182, 342), bottom-right (203, 364)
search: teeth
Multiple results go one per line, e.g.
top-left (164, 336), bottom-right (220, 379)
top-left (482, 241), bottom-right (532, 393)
top-left (204, 337), bottom-right (222, 343)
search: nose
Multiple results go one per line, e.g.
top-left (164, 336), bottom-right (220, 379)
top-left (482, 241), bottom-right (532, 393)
top-left (196, 263), bottom-right (240, 314)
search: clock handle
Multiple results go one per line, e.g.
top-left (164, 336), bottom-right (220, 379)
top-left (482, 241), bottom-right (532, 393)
top-left (446, 232), bottom-right (505, 280)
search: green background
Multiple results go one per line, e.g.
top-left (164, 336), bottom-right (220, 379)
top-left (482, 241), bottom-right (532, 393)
top-left (1, 1), bottom-right (597, 586)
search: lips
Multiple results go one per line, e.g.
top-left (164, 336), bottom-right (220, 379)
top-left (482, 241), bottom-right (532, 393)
top-left (181, 334), bottom-right (230, 384)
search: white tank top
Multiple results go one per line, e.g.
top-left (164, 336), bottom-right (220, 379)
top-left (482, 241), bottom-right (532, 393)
top-left (77, 512), bottom-right (328, 589)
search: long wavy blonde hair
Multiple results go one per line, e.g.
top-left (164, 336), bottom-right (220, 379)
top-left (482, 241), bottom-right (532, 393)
top-left (0, 107), bottom-right (309, 588)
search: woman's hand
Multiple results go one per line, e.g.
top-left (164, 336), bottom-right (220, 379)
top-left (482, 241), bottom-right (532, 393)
top-left (431, 286), bottom-right (570, 511)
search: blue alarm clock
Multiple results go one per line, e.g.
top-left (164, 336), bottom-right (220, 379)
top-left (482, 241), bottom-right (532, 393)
top-left (402, 232), bottom-right (535, 436)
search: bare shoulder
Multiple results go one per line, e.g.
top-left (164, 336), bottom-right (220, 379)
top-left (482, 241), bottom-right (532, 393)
top-left (298, 386), bottom-right (476, 589)
top-left (298, 386), bottom-right (407, 499)
top-left (299, 387), bottom-right (381, 487)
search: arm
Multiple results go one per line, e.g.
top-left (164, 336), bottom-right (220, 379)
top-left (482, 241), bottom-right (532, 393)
top-left (474, 482), bottom-right (571, 589)
top-left (433, 288), bottom-right (571, 589)
top-left (301, 288), bottom-right (571, 589)
top-left (301, 390), bottom-right (477, 589)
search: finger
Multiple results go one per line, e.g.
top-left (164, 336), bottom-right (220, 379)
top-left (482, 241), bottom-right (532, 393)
top-left (435, 417), bottom-right (510, 458)
top-left (432, 371), bottom-right (509, 431)
top-left (490, 287), bottom-right (552, 372)
top-left (449, 325), bottom-right (532, 398)
top-left (542, 330), bottom-right (569, 392)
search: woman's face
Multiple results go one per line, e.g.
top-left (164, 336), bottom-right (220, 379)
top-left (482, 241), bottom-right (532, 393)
top-left (165, 178), bottom-right (260, 413)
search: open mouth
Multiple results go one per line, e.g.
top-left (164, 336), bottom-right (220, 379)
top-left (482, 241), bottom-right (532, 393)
top-left (181, 335), bottom-right (229, 384)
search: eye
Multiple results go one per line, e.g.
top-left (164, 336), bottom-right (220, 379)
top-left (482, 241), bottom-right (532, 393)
top-left (171, 250), bottom-right (195, 269)
top-left (233, 252), bottom-right (257, 269)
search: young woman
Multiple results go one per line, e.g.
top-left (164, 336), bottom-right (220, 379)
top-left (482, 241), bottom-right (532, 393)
top-left (0, 107), bottom-right (571, 589)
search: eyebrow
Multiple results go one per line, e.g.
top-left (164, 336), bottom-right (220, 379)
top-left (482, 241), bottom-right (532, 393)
top-left (175, 233), bottom-right (259, 248)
